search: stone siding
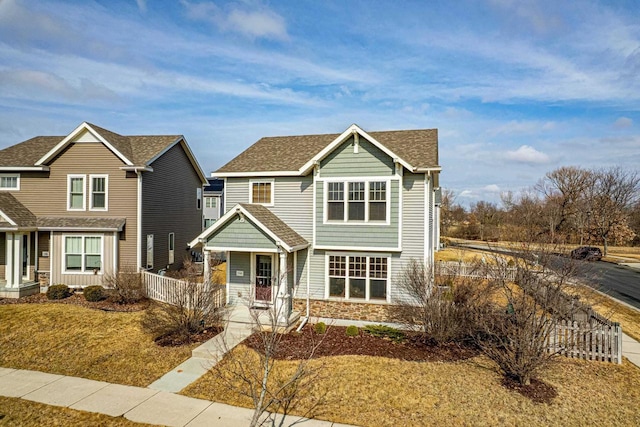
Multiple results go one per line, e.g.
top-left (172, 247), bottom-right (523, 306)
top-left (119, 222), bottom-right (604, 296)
top-left (293, 298), bottom-right (398, 323)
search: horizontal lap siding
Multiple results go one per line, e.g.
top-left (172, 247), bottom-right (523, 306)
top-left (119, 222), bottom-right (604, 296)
top-left (228, 251), bottom-right (251, 305)
top-left (208, 216), bottom-right (275, 249)
top-left (307, 249), bottom-right (326, 299)
top-left (37, 232), bottom-right (50, 272)
top-left (141, 143), bottom-right (203, 271)
top-left (319, 137), bottom-right (395, 177)
top-left (391, 172), bottom-right (426, 301)
top-left (271, 176), bottom-right (313, 241)
top-left (315, 180), bottom-right (399, 248)
top-left (225, 178), bottom-right (248, 210)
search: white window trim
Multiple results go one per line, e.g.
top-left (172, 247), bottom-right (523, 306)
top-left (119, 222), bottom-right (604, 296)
top-left (89, 174), bottom-right (108, 211)
top-left (67, 174), bottom-right (86, 211)
top-left (322, 178), bottom-right (391, 225)
top-left (62, 234), bottom-right (104, 274)
top-left (324, 253), bottom-right (390, 302)
top-left (196, 188), bottom-right (203, 210)
top-left (168, 232), bottom-right (175, 265)
top-left (249, 179), bottom-right (275, 206)
top-left (146, 234), bottom-right (154, 270)
top-left (0, 173), bottom-right (20, 191)
top-left (205, 196), bottom-right (217, 209)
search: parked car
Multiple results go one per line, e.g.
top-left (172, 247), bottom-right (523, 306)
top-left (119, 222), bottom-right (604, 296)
top-left (570, 246), bottom-right (603, 261)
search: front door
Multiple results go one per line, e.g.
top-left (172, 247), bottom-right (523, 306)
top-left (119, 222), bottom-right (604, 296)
top-left (254, 254), bottom-right (273, 303)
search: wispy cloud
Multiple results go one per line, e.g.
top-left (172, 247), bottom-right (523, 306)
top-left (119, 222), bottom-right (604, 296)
top-left (180, 0), bottom-right (288, 41)
top-left (136, 0), bottom-right (147, 13)
top-left (614, 117), bottom-right (633, 129)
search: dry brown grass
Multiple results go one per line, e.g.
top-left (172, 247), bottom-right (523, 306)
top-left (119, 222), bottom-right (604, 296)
top-left (183, 347), bottom-right (640, 426)
top-left (0, 304), bottom-right (194, 387)
top-left (0, 396), bottom-right (152, 426)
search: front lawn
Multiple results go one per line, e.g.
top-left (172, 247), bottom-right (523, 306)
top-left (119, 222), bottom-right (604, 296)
top-left (0, 303), bottom-right (194, 387)
top-left (183, 335), bottom-right (640, 427)
top-left (0, 396), bottom-right (151, 427)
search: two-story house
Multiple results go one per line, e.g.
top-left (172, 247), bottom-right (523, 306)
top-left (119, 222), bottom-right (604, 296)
top-left (203, 178), bottom-right (225, 229)
top-left (190, 124), bottom-right (440, 324)
top-left (0, 122), bottom-right (207, 298)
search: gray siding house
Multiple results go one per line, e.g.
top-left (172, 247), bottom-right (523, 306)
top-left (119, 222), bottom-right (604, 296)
top-left (190, 124), bottom-right (441, 323)
top-left (0, 122), bottom-right (207, 297)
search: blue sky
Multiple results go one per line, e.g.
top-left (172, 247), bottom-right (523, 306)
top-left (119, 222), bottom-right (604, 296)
top-left (1, 0), bottom-right (639, 206)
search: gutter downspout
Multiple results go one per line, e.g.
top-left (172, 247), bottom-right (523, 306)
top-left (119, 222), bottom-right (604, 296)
top-left (136, 171), bottom-right (143, 271)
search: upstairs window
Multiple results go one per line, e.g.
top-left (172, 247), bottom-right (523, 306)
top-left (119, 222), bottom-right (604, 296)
top-left (205, 197), bottom-right (217, 209)
top-left (251, 181), bottom-right (273, 205)
top-left (68, 175), bottom-right (85, 211)
top-left (0, 174), bottom-right (19, 190)
top-left (326, 180), bottom-right (388, 223)
top-left (327, 182), bottom-right (344, 220)
top-left (90, 175), bottom-right (108, 210)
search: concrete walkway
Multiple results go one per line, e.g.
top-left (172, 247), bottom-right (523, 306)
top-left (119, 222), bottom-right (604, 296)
top-left (0, 367), bottom-right (351, 427)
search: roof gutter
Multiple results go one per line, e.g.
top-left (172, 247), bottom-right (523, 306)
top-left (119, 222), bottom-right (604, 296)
top-left (0, 166), bottom-right (50, 172)
top-left (121, 166), bottom-right (153, 172)
top-left (413, 166), bottom-right (442, 173)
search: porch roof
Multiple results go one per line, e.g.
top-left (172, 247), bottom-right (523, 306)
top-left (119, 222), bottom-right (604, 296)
top-left (0, 193), bottom-right (37, 229)
top-left (190, 203), bottom-right (308, 253)
top-left (37, 217), bottom-right (126, 232)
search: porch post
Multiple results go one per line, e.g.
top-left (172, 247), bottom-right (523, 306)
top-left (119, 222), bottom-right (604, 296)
top-left (276, 248), bottom-right (290, 324)
top-left (5, 232), bottom-right (23, 287)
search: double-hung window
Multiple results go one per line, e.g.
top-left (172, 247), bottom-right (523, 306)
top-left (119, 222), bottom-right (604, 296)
top-left (90, 175), bottom-right (108, 210)
top-left (0, 174), bottom-right (19, 190)
top-left (205, 197), bottom-right (217, 209)
top-left (251, 181), bottom-right (273, 205)
top-left (326, 180), bottom-right (388, 222)
top-left (64, 235), bottom-right (102, 273)
top-left (68, 175), bottom-right (85, 210)
top-left (327, 255), bottom-right (388, 301)
top-left (168, 232), bottom-right (175, 264)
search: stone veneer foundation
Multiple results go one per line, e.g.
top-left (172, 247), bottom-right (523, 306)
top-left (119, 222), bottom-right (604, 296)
top-left (293, 298), bottom-right (399, 323)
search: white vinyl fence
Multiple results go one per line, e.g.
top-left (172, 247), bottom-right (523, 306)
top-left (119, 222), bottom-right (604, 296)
top-left (437, 261), bottom-right (517, 281)
top-left (547, 320), bottom-right (622, 364)
top-left (141, 270), bottom-right (225, 308)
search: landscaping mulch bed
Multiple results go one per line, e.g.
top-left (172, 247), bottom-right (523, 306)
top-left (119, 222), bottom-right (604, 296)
top-left (154, 327), bottom-right (222, 347)
top-left (501, 376), bottom-right (558, 404)
top-left (0, 293), bottom-right (150, 312)
top-left (245, 325), bottom-right (480, 362)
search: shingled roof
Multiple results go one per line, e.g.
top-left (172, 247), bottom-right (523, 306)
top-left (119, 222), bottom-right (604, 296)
top-left (0, 193), bottom-right (37, 228)
top-left (0, 122), bottom-right (189, 169)
top-left (216, 125), bottom-right (439, 175)
top-left (238, 203), bottom-right (308, 250)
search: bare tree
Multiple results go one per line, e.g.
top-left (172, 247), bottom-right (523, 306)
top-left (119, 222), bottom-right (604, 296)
top-left (209, 274), bottom-right (329, 427)
top-left (103, 265), bottom-right (146, 304)
top-left (585, 167), bottom-right (640, 255)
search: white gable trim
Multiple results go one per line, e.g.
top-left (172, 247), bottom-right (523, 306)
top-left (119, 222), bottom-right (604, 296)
top-left (298, 124), bottom-right (415, 175)
top-left (189, 204), bottom-right (307, 253)
top-left (0, 210), bottom-right (17, 226)
top-left (35, 122), bottom-right (134, 166)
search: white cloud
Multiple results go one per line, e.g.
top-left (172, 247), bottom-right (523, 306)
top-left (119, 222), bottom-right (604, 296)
top-left (483, 184), bottom-right (501, 193)
top-left (614, 117), bottom-right (633, 128)
top-left (505, 145), bottom-right (551, 164)
top-left (488, 120), bottom-right (556, 136)
top-left (181, 1), bottom-right (288, 41)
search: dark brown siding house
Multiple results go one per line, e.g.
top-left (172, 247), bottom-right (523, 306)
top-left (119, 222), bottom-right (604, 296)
top-left (0, 122), bottom-right (207, 297)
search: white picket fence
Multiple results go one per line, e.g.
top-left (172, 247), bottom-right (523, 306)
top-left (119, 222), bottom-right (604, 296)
top-left (141, 270), bottom-right (225, 308)
top-left (437, 261), bottom-right (517, 281)
top-left (547, 320), bottom-right (622, 364)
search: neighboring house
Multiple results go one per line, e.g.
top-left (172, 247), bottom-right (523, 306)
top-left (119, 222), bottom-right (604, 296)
top-left (190, 124), bottom-right (441, 324)
top-left (203, 178), bottom-right (224, 229)
top-left (0, 122), bottom-right (207, 298)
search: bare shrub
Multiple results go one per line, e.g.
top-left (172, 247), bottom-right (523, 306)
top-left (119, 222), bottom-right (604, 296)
top-left (142, 259), bottom-right (224, 343)
top-left (103, 267), bottom-right (145, 304)
top-left (392, 259), bottom-right (492, 344)
top-left (473, 246), bottom-right (585, 386)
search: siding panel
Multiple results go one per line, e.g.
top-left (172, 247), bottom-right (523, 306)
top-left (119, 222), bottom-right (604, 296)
top-left (228, 251), bottom-right (251, 305)
top-left (207, 216), bottom-right (276, 250)
top-left (320, 137), bottom-right (395, 177)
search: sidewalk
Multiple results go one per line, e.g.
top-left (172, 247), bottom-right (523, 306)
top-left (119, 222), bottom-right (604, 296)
top-left (0, 367), bottom-right (352, 427)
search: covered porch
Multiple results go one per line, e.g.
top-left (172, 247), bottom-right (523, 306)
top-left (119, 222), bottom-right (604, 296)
top-left (0, 193), bottom-right (39, 298)
top-left (191, 203), bottom-right (309, 327)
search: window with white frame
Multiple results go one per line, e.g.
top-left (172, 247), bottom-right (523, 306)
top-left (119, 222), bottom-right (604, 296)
top-left (196, 188), bottom-right (202, 210)
top-left (205, 197), bottom-right (217, 209)
top-left (168, 232), bottom-right (175, 264)
top-left (68, 175), bottom-right (85, 210)
top-left (327, 255), bottom-right (388, 301)
top-left (64, 235), bottom-right (102, 272)
top-left (0, 174), bottom-right (19, 190)
top-left (90, 175), bottom-right (107, 210)
top-left (325, 180), bottom-right (388, 222)
top-left (251, 181), bottom-right (273, 205)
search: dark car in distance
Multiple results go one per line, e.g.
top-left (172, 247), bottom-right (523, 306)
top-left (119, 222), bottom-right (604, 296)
top-left (570, 246), bottom-right (603, 261)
